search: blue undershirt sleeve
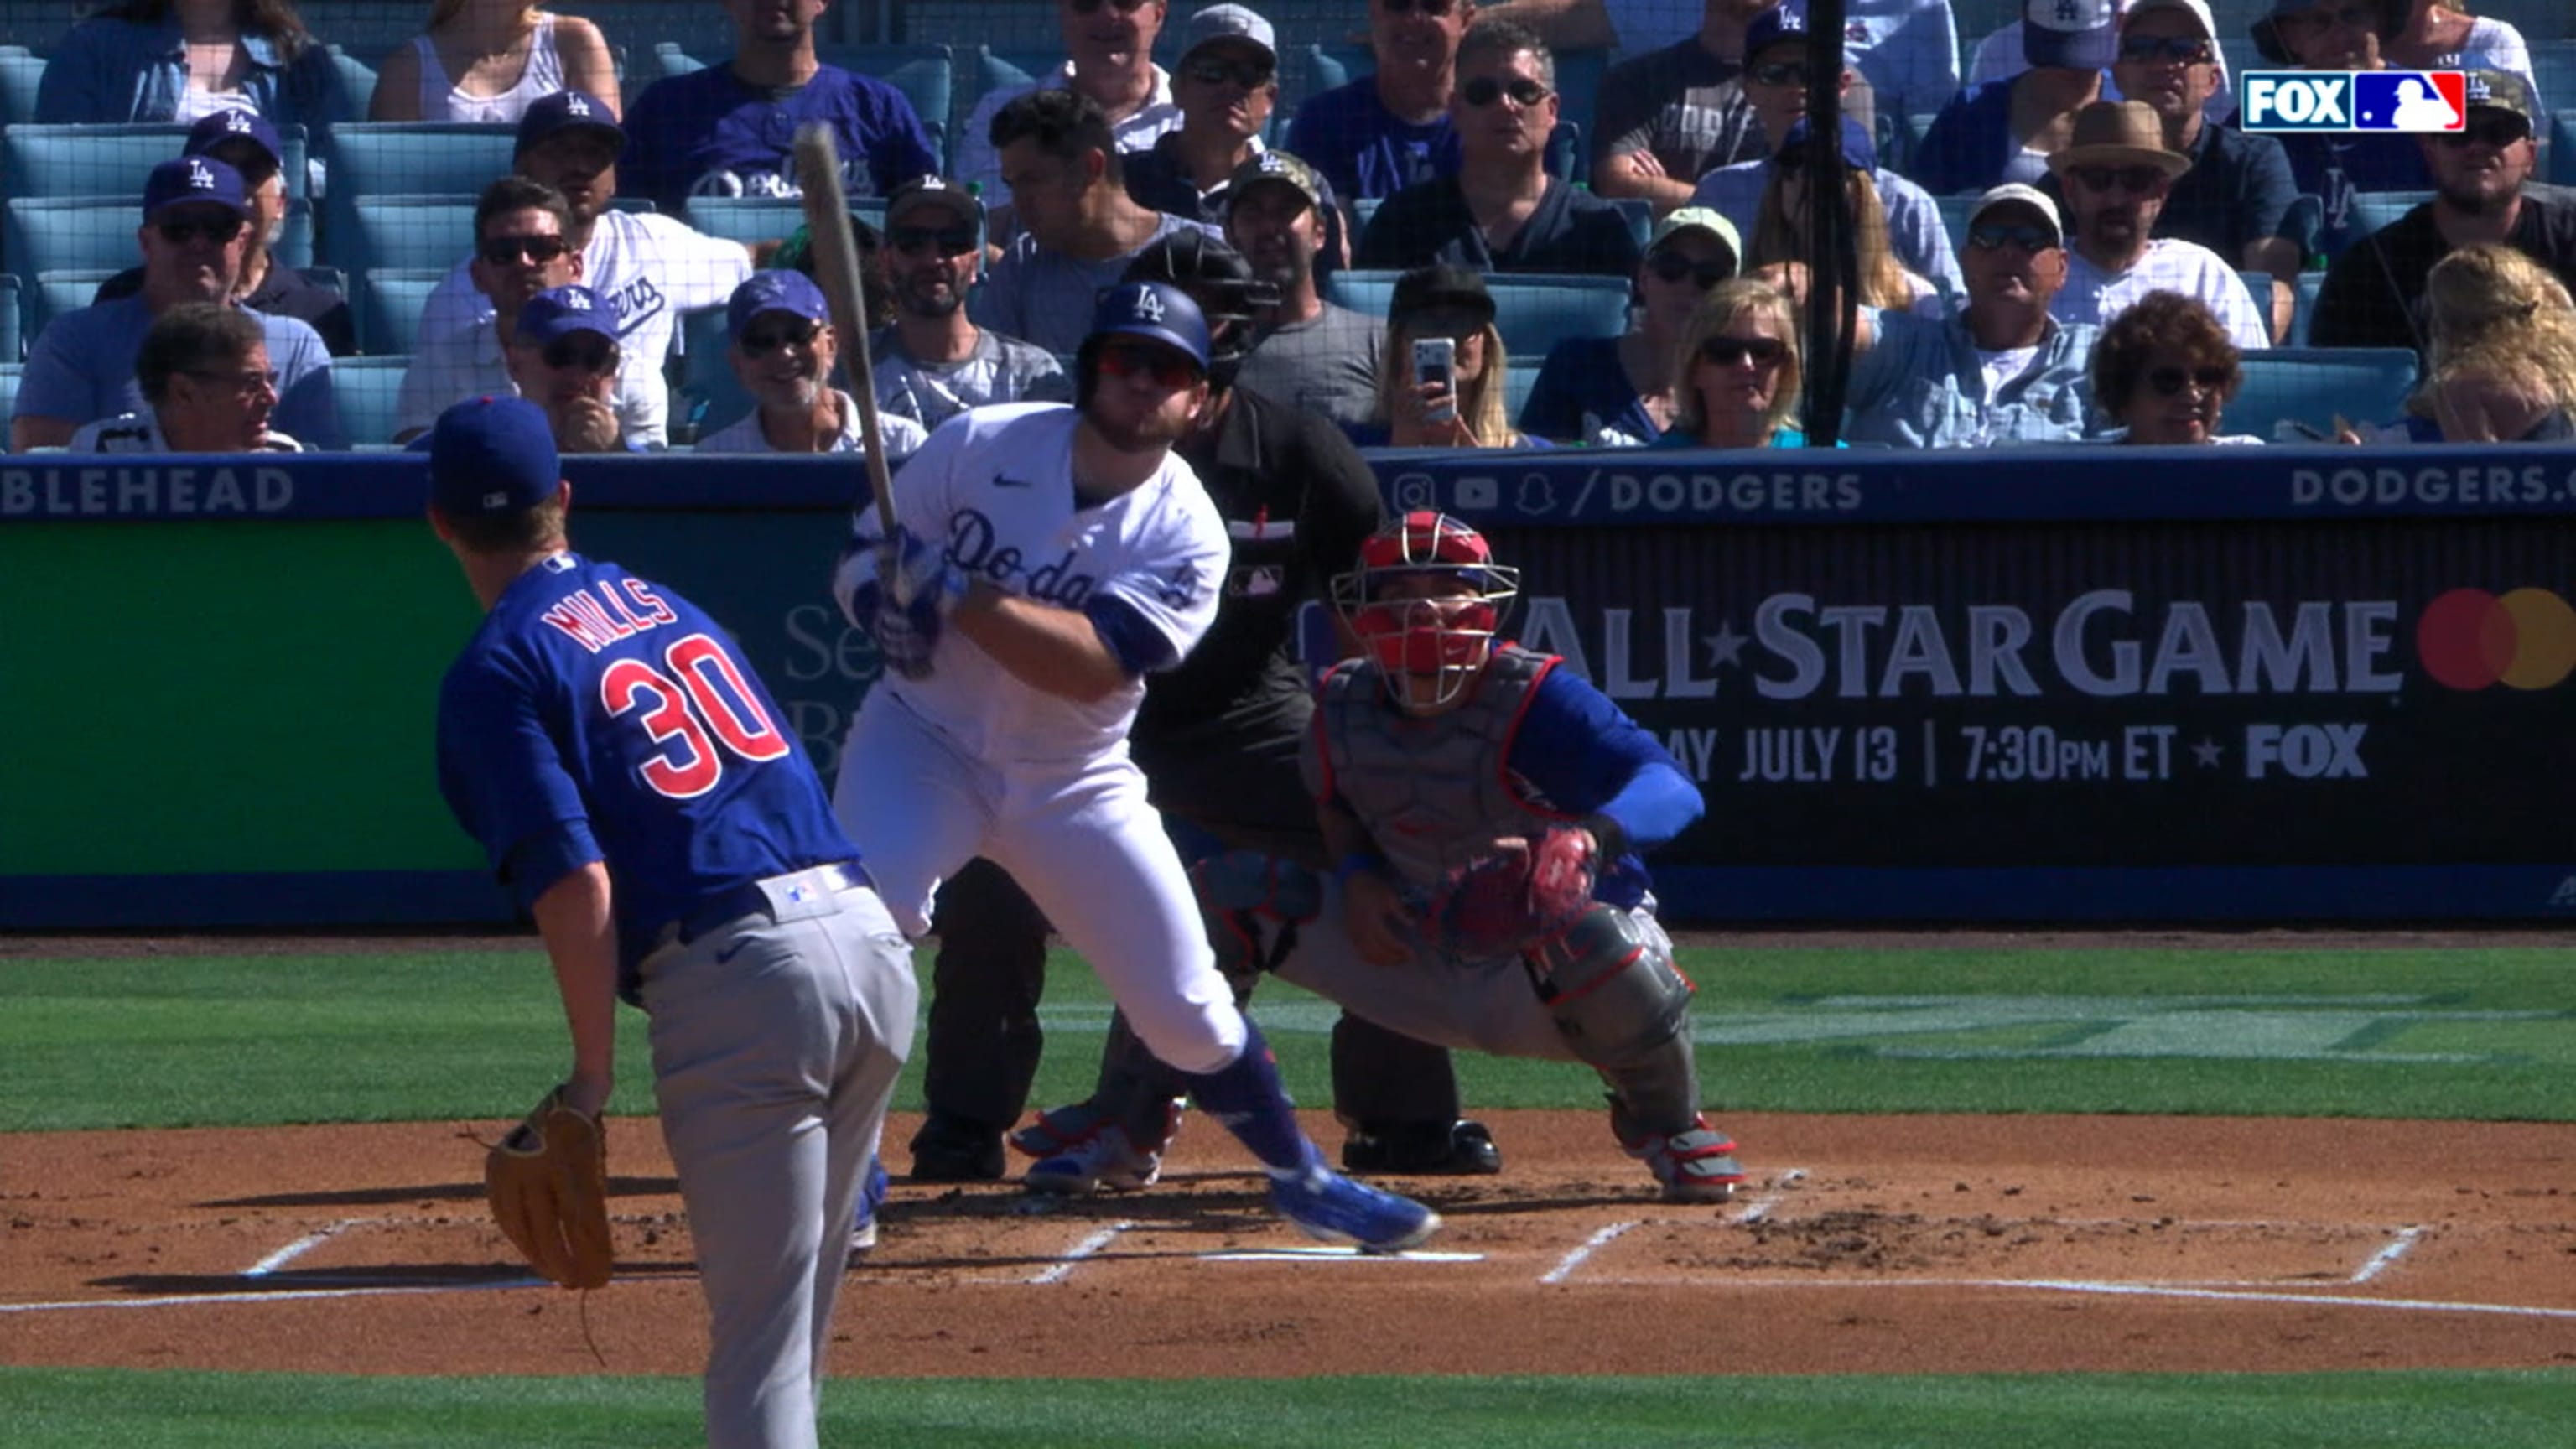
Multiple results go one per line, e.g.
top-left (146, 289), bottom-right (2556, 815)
top-left (1507, 667), bottom-right (1705, 852)
top-left (1083, 593), bottom-right (1181, 677)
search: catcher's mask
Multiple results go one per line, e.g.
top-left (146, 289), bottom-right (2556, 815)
top-left (1332, 511), bottom-right (1520, 712)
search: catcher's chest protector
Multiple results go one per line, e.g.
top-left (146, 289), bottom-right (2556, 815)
top-left (1319, 646), bottom-right (1561, 890)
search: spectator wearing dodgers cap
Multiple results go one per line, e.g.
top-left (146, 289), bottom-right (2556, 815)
top-left (697, 270), bottom-right (930, 458)
top-left (1913, 0), bottom-right (2116, 195)
top-left (501, 283), bottom-right (651, 454)
top-left (11, 155), bottom-right (340, 451)
top-left (1124, 5), bottom-right (1280, 226)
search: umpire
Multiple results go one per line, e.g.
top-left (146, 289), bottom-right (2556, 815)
top-left (905, 231), bottom-right (1502, 1183)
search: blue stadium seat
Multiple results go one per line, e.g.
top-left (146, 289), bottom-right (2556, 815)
top-left (1323, 270), bottom-right (1631, 358)
top-left (685, 194), bottom-right (886, 246)
top-left (1502, 355), bottom-right (1543, 423)
top-left (29, 269), bottom-right (112, 339)
top-left (324, 46), bottom-right (380, 119)
top-left (820, 43), bottom-right (955, 170)
top-left (674, 302), bottom-right (752, 444)
top-left (1608, 196), bottom-right (1651, 251)
top-left (273, 195), bottom-right (317, 271)
top-left (2553, 111), bottom-right (2576, 186)
top-left (2290, 269), bottom-right (2325, 346)
top-left (3, 122), bottom-right (314, 203)
top-left (1935, 192), bottom-right (1978, 257)
top-left (2228, 347), bottom-right (2419, 443)
top-left (2530, 39), bottom-right (2576, 112)
top-left (2346, 190), bottom-right (2433, 243)
top-left (0, 272), bottom-right (18, 362)
top-left (0, 45), bottom-right (40, 127)
top-left (6, 200), bottom-right (143, 284)
top-left (321, 123), bottom-right (516, 263)
top-left (329, 354), bottom-right (412, 448)
top-left (331, 194), bottom-right (481, 273)
top-left (579, 1), bottom-right (750, 75)
top-left (356, 267), bottom-right (447, 356)
top-left (0, 362), bottom-right (20, 446)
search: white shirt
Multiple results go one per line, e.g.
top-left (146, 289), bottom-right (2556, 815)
top-left (408, 209), bottom-right (754, 439)
top-left (394, 311), bottom-right (664, 444)
top-left (830, 402), bottom-right (1228, 768)
top-left (65, 412), bottom-right (301, 453)
top-left (2054, 236), bottom-right (2272, 353)
top-left (694, 387), bottom-right (929, 457)
top-left (953, 62), bottom-right (1182, 215)
top-left (413, 14), bottom-right (568, 125)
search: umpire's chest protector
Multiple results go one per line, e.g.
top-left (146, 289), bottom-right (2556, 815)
top-left (1316, 647), bottom-right (1563, 889)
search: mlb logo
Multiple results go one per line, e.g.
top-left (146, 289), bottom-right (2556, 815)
top-left (2240, 70), bottom-right (2465, 132)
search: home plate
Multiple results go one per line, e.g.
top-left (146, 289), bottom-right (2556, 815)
top-left (1200, 1246), bottom-right (1484, 1263)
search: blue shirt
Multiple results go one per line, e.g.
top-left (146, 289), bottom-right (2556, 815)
top-left (436, 553), bottom-right (859, 990)
top-left (2269, 129), bottom-right (2431, 259)
top-left (1285, 78), bottom-right (1462, 206)
top-left (1691, 160), bottom-right (1965, 299)
top-left (619, 61), bottom-right (938, 216)
top-left (34, 16), bottom-right (351, 127)
top-left (13, 296), bottom-right (342, 449)
top-left (1519, 335), bottom-right (1661, 445)
top-left (1504, 663), bottom-right (1704, 907)
top-left (1909, 78), bottom-right (2037, 196)
top-left (1841, 305), bottom-right (2096, 449)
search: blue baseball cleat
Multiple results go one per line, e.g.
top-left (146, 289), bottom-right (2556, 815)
top-left (848, 1155), bottom-right (891, 1261)
top-left (1269, 1161), bottom-right (1441, 1253)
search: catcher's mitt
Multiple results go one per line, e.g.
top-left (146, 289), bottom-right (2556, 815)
top-left (1431, 827), bottom-right (1598, 958)
top-left (486, 1086), bottom-right (613, 1291)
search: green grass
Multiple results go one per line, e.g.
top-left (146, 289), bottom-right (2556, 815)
top-left (4, 945), bottom-right (2573, 1130)
top-left (3, 1368), bottom-right (2574, 1448)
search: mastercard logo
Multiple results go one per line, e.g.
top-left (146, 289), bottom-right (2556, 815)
top-left (2418, 588), bottom-right (2576, 690)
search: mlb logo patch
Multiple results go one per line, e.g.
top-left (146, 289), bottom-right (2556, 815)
top-left (2240, 71), bottom-right (2465, 132)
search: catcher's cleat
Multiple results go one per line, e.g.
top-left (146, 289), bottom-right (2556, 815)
top-left (1270, 1159), bottom-right (1442, 1253)
top-left (1023, 1124), bottom-right (1165, 1196)
top-left (907, 1113), bottom-right (1006, 1182)
top-left (1618, 1114), bottom-right (1745, 1204)
top-left (1343, 1119), bottom-right (1503, 1176)
top-left (848, 1155), bottom-right (890, 1261)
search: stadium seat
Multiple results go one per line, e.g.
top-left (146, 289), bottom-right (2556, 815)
top-left (274, 195), bottom-right (317, 271)
top-left (0, 362), bottom-right (19, 446)
top-left (580, 1), bottom-right (749, 75)
top-left (0, 45), bottom-right (40, 127)
top-left (321, 123), bottom-right (516, 262)
top-left (6, 200), bottom-right (146, 286)
top-left (330, 194), bottom-right (481, 273)
top-left (819, 43), bottom-right (956, 170)
top-left (685, 194), bottom-right (886, 246)
top-left (2553, 111), bottom-right (2576, 186)
top-left (329, 354), bottom-right (412, 448)
top-left (29, 269), bottom-right (112, 336)
top-left (674, 302), bottom-right (752, 445)
top-left (324, 46), bottom-right (380, 119)
top-left (0, 272), bottom-right (18, 362)
top-left (1323, 270), bottom-right (1631, 359)
top-left (2345, 190), bottom-right (2433, 243)
top-left (2227, 347), bottom-right (2418, 443)
top-left (1935, 192), bottom-right (1978, 258)
top-left (2290, 269), bottom-right (2325, 346)
top-left (3, 122), bottom-right (315, 203)
top-left (2531, 39), bottom-right (2576, 112)
top-left (1608, 195), bottom-right (1651, 251)
top-left (1502, 355), bottom-right (1543, 423)
top-left (356, 268), bottom-right (447, 356)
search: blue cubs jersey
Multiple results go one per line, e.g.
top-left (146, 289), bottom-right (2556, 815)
top-left (436, 553), bottom-right (857, 984)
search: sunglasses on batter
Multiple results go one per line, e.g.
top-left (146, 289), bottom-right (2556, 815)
top-left (1461, 75), bottom-right (1550, 108)
top-left (1700, 335), bottom-right (1786, 367)
top-left (2146, 365), bottom-right (2231, 396)
top-left (1098, 341), bottom-right (1200, 387)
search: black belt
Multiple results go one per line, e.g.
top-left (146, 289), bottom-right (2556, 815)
top-left (670, 861), bottom-right (867, 947)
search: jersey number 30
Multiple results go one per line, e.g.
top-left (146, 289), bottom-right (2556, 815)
top-left (601, 633), bottom-right (791, 799)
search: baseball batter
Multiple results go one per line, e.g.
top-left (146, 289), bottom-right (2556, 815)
top-left (1200, 512), bottom-right (1746, 1202)
top-left (426, 397), bottom-right (917, 1449)
top-left (827, 282), bottom-right (1440, 1251)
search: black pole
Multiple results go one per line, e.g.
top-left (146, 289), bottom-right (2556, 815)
top-left (1798, 0), bottom-right (1857, 447)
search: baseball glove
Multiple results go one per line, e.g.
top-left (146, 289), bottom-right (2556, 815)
top-left (485, 1087), bottom-right (613, 1291)
top-left (1430, 827), bottom-right (1598, 958)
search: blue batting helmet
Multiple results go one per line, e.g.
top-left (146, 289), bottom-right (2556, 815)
top-left (1087, 281), bottom-right (1211, 374)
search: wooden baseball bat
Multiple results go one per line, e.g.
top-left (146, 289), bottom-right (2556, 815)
top-left (791, 122), bottom-right (899, 541)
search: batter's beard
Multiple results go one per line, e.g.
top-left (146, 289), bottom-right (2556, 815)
top-left (1088, 409), bottom-right (1187, 453)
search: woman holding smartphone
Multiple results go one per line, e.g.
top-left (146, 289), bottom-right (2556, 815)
top-left (1351, 265), bottom-right (1544, 450)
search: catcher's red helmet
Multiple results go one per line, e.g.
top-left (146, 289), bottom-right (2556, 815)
top-left (1332, 512), bottom-right (1520, 709)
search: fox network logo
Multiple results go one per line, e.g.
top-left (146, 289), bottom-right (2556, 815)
top-left (2241, 70), bottom-right (2467, 132)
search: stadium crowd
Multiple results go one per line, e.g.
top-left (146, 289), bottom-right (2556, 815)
top-left (6, 0), bottom-right (2575, 455)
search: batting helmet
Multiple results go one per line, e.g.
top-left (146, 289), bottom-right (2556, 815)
top-left (1120, 230), bottom-right (1278, 377)
top-left (1087, 281), bottom-right (1212, 371)
top-left (1331, 512), bottom-right (1521, 711)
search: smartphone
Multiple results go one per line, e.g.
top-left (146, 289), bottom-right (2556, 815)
top-left (1412, 336), bottom-right (1457, 423)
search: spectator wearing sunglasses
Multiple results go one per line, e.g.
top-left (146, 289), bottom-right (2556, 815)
top-left (91, 110), bottom-right (356, 356)
top-left (2054, 1), bottom-right (2298, 343)
top-left (2311, 70), bottom-right (2576, 354)
top-left (395, 178), bottom-right (657, 447)
top-left (955, 0), bottom-right (1186, 216)
top-left (2246, 0), bottom-right (2431, 259)
top-left (1227, 152), bottom-right (1383, 428)
top-left (2045, 101), bottom-right (2269, 353)
top-left (501, 285), bottom-right (638, 454)
top-left (1653, 278), bottom-right (1812, 448)
top-left (1285, 0), bottom-right (1472, 211)
top-left (1750, 115), bottom-right (1940, 314)
top-left (13, 157), bottom-right (338, 451)
top-left (866, 177), bottom-right (1073, 433)
top-left (1124, 6), bottom-right (1280, 224)
top-left (619, 0), bottom-right (937, 216)
top-left (698, 270), bottom-right (929, 457)
top-left (1354, 22), bottom-right (1643, 276)
top-left (1589, 0), bottom-right (1794, 215)
top-left (1691, 7), bottom-right (1958, 298)
top-left (1789, 183), bottom-right (2097, 448)
top-left (1913, 0), bottom-right (2113, 195)
top-left (974, 89), bottom-right (1223, 355)
top-left (2090, 289), bottom-right (2257, 444)
top-left (66, 302), bottom-right (303, 454)
top-left (1523, 208), bottom-right (1741, 444)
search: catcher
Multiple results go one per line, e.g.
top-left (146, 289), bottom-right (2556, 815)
top-left (1047, 512), bottom-right (1740, 1202)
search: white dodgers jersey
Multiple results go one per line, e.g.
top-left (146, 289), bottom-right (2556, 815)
top-left (882, 403), bottom-right (1228, 766)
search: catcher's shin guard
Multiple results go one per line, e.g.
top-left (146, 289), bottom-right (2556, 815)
top-left (1528, 906), bottom-right (1694, 1076)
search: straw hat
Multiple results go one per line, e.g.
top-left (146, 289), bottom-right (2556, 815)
top-left (2047, 100), bottom-right (2191, 180)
